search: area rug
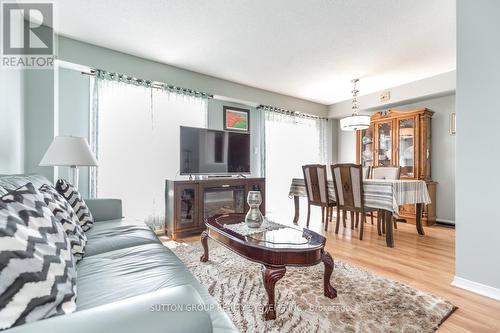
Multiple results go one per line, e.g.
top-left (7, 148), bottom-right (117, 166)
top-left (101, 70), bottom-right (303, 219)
top-left (169, 239), bottom-right (456, 333)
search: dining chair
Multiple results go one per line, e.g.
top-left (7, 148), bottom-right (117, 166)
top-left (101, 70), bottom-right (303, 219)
top-left (372, 166), bottom-right (401, 231)
top-left (330, 164), bottom-right (377, 240)
top-left (302, 164), bottom-right (337, 231)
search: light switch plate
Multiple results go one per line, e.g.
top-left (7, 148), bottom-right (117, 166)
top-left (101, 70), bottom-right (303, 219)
top-left (380, 91), bottom-right (391, 103)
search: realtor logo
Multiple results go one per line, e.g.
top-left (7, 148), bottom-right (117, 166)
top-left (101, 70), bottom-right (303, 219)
top-left (1, 1), bottom-right (54, 68)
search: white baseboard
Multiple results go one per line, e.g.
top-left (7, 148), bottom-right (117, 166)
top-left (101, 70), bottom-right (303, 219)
top-left (436, 218), bottom-right (455, 224)
top-left (452, 276), bottom-right (500, 301)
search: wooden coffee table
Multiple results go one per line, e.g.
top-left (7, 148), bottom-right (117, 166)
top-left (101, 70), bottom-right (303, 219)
top-left (200, 213), bottom-right (337, 320)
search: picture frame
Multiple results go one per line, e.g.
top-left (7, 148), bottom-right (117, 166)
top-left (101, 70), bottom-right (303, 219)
top-left (223, 106), bottom-right (250, 132)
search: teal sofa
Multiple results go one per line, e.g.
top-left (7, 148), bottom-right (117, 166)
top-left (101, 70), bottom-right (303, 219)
top-left (0, 174), bottom-right (238, 333)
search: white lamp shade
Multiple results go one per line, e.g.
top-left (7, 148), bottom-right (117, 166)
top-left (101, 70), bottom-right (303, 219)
top-left (40, 136), bottom-right (98, 167)
top-left (340, 115), bottom-right (371, 131)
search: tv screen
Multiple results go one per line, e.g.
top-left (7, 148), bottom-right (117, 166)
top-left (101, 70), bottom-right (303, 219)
top-left (180, 126), bottom-right (250, 175)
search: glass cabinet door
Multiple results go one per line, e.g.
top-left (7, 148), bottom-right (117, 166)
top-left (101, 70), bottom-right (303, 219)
top-left (176, 185), bottom-right (199, 229)
top-left (377, 121), bottom-right (393, 166)
top-left (360, 127), bottom-right (374, 167)
top-left (398, 118), bottom-right (416, 178)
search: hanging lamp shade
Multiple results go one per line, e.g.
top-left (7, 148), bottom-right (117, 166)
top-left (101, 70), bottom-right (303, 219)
top-left (340, 115), bottom-right (371, 131)
top-left (340, 78), bottom-right (371, 131)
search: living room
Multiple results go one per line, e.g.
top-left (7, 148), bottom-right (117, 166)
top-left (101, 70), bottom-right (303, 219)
top-left (0, 1), bottom-right (499, 332)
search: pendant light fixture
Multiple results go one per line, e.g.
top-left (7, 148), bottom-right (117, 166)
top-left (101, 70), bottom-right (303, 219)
top-left (340, 78), bottom-right (370, 131)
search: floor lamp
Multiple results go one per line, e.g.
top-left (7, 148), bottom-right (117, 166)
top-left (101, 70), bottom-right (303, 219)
top-left (40, 136), bottom-right (98, 189)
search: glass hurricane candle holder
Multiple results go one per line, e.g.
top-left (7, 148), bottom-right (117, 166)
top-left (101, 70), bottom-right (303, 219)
top-left (245, 191), bottom-right (263, 228)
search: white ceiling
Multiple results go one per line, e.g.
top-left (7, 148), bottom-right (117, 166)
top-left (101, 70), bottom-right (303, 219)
top-left (54, 0), bottom-right (456, 105)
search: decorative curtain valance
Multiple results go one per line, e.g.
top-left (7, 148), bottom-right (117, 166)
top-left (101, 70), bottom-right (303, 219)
top-left (257, 104), bottom-right (328, 120)
top-left (93, 69), bottom-right (213, 99)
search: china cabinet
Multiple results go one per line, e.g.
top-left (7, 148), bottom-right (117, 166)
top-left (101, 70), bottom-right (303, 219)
top-left (356, 108), bottom-right (436, 225)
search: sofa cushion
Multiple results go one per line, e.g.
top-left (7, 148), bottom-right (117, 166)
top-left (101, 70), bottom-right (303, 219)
top-left (0, 175), bottom-right (52, 196)
top-left (76, 242), bottom-right (237, 333)
top-left (85, 199), bottom-right (123, 222)
top-left (55, 179), bottom-right (94, 232)
top-left (5, 286), bottom-right (214, 333)
top-left (84, 218), bottom-right (160, 257)
top-left (39, 184), bottom-right (87, 262)
top-left (0, 183), bottom-right (77, 330)
top-left (76, 243), bottom-right (188, 309)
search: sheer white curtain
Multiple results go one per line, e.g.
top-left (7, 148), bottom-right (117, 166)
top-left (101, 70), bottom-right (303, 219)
top-left (264, 110), bottom-right (328, 221)
top-left (94, 79), bottom-right (207, 230)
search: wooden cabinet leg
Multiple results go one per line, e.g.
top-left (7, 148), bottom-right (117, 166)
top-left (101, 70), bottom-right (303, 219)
top-left (321, 250), bottom-right (337, 299)
top-left (261, 265), bottom-right (286, 320)
top-left (200, 231), bottom-right (209, 262)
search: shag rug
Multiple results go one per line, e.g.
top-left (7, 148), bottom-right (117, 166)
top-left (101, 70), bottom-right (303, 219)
top-left (170, 239), bottom-right (456, 333)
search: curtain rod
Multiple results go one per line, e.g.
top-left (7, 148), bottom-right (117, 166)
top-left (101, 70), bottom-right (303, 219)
top-left (257, 104), bottom-right (328, 120)
top-left (81, 69), bottom-right (325, 118)
top-left (81, 69), bottom-right (214, 99)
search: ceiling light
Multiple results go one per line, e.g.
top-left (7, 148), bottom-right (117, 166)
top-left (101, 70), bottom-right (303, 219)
top-left (340, 79), bottom-right (370, 131)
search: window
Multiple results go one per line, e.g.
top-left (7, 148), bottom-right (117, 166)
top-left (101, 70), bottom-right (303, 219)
top-left (264, 111), bottom-right (328, 221)
top-left (93, 79), bottom-right (207, 230)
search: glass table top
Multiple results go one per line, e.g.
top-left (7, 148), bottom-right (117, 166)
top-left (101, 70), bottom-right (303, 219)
top-left (207, 214), bottom-right (324, 250)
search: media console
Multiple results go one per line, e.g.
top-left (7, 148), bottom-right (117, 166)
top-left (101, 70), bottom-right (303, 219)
top-left (165, 177), bottom-right (265, 240)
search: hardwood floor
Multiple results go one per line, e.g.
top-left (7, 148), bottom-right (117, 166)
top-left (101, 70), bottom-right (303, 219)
top-left (175, 209), bottom-right (500, 332)
top-left (297, 211), bottom-right (500, 333)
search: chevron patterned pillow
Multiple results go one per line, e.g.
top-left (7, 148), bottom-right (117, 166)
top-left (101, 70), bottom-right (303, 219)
top-left (55, 179), bottom-right (94, 232)
top-left (39, 184), bottom-right (87, 262)
top-left (0, 183), bottom-right (77, 330)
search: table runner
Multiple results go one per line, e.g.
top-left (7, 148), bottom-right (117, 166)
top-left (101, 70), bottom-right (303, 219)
top-left (289, 178), bottom-right (431, 214)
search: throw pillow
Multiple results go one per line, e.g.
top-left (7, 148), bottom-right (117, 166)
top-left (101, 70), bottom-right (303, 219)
top-left (39, 184), bottom-right (87, 262)
top-left (0, 183), bottom-right (77, 330)
top-left (55, 179), bottom-right (94, 232)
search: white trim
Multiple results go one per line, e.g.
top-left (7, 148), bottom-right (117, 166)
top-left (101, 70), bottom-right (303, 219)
top-left (436, 218), bottom-right (455, 224)
top-left (55, 59), bottom-right (93, 73)
top-left (452, 276), bottom-right (500, 301)
top-left (213, 95), bottom-right (259, 108)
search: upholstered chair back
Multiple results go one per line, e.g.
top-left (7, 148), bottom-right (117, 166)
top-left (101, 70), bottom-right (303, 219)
top-left (302, 164), bottom-right (329, 205)
top-left (372, 166), bottom-right (401, 180)
top-left (331, 164), bottom-right (365, 211)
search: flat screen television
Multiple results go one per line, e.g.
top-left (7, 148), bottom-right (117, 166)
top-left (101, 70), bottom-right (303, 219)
top-left (180, 126), bottom-right (251, 175)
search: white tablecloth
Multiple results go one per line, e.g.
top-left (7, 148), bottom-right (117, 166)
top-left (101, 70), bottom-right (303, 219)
top-left (289, 178), bottom-right (431, 214)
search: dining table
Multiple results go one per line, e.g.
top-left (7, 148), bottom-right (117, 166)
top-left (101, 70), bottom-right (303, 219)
top-left (288, 178), bottom-right (432, 247)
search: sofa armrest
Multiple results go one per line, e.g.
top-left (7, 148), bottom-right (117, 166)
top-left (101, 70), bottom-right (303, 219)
top-left (85, 198), bottom-right (123, 222)
top-left (6, 285), bottom-right (214, 333)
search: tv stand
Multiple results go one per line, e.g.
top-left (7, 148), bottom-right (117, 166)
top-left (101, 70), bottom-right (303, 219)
top-left (165, 177), bottom-right (265, 240)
